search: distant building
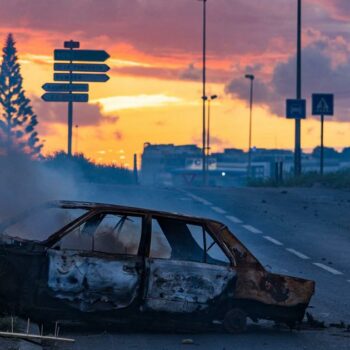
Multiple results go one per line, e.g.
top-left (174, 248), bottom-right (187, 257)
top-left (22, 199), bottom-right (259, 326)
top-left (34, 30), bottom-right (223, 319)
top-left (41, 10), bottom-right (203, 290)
top-left (141, 143), bottom-right (350, 187)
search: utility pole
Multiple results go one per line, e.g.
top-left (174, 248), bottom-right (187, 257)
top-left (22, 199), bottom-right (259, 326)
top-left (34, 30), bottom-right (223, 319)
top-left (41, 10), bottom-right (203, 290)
top-left (245, 74), bottom-right (255, 178)
top-left (320, 114), bottom-right (324, 175)
top-left (295, 0), bottom-right (302, 176)
top-left (206, 94), bottom-right (218, 172)
top-left (67, 40), bottom-right (75, 157)
top-left (201, 0), bottom-right (207, 185)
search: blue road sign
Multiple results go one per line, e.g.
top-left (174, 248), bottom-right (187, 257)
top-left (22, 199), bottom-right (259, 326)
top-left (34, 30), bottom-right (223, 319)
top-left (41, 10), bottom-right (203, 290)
top-left (54, 73), bottom-right (109, 82)
top-left (312, 94), bottom-right (334, 116)
top-left (64, 41), bottom-right (80, 49)
top-left (54, 49), bottom-right (110, 62)
top-left (54, 63), bottom-right (110, 73)
top-left (286, 99), bottom-right (306, 119)
top-left (42, 83), bottom-right (89, 92)
top-left (41, 93), bottom-right (88, 102)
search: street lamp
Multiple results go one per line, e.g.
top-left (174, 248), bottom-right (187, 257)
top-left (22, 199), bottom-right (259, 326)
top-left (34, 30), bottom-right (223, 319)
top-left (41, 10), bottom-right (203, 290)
top-left (245, 74), bottom-right (255, 178)
top-left (205, 95), bottom-right (218, 171)
top-left (294, 0), bottom-right (302, 176)
top-left (198, 0), bottom-right (207, 185)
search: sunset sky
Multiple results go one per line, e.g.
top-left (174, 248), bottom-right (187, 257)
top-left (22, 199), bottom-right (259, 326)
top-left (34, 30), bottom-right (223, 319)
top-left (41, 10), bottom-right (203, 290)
top-left (2, 0), bottom-right (350, 167)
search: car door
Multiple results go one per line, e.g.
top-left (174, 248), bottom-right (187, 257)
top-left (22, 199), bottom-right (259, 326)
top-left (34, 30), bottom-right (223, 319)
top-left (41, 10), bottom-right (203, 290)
top-left (46, 211), bottom-right (144, 313)
top-left (144, 217), bottom-right (236, 314)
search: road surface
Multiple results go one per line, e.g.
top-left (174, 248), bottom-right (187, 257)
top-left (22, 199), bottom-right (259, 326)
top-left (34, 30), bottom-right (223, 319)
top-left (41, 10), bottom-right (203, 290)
top-left (55, 184), bottom-right (350, 350)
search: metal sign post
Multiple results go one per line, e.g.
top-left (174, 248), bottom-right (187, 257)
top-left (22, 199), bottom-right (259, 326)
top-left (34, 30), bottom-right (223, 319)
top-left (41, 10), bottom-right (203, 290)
top-left (312, 93), bottom-right (334, 175)
top-left (41, 40), bottom-right (110, 156)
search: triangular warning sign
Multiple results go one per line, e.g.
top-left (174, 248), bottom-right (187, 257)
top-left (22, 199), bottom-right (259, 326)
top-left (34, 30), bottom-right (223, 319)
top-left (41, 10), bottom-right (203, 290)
top-left (317, 98), bottom-right (329, 113)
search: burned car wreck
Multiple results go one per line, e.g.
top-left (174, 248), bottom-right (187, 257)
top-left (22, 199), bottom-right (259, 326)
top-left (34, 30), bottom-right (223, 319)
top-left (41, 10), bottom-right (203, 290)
top-left (0, 201), bottom-right (315, 332)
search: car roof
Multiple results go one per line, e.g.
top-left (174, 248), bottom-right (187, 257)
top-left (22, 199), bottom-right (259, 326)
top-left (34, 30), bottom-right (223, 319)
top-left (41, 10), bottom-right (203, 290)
top-left (52, 200), bottom-right (222, 226)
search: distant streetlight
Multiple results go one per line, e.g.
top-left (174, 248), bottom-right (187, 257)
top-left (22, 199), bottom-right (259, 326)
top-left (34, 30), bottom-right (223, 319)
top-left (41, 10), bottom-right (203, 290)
top-left (75, 124), bottom-right (79, 155)
top-left (204, 94), bottom-right (218, 171)
top-left (245, 74), bottom-right (255, 178)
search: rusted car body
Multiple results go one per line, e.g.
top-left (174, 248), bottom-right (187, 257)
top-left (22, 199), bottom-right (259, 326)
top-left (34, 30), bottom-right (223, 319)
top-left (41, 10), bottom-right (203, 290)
top-left (0, 201), bottom-right (315, 331)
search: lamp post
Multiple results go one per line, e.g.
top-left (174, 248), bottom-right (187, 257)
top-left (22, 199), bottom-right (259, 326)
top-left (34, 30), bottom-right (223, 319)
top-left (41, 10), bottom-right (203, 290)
top-left (295, 0), bottom-right (302, 176)
top-left (206, 95), bottom-right (218, 171)
top-left (245, 74), bottom-right (255, 178)
top-left (75, 124), bottom-right (79, 155)
top-left (198, 0), bottom-right (207, 185)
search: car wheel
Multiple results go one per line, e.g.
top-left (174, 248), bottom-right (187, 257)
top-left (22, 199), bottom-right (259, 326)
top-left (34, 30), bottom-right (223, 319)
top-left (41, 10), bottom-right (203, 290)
top-left (223, 308), bottom-right (247, 334)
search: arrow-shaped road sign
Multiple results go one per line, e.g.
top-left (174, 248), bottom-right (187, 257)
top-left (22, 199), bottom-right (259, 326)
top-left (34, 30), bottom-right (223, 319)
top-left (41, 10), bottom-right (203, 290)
top-left (54, 73), bottom-right (109, 83)
top-left (54, 49), bottom-right (110, 62)
top-left (42, 83), bottom-right (89, 92)
top-left (41, 93), bottom-right (89, 102)
top-left (54, 63), bottom-right (110, 73)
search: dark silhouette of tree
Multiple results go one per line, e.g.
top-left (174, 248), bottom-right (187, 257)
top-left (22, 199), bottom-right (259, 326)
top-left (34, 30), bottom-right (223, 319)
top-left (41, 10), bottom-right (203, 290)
top-left (0, 33), bottom-right (42, 156)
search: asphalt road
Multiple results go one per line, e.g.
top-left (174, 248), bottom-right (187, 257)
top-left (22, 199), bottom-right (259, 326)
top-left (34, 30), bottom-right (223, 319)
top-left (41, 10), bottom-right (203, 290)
top-left (0, 183), bottom-right (334, 350)
top-left (48, 183), bottom-right (350, 350)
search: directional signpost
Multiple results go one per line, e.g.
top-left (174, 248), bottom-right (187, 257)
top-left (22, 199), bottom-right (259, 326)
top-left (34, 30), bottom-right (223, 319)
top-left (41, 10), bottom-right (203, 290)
top-left (54, 73), bottom-right (110, 82)
top-left (42, 83), bottom-right (89, 92)
top-left (41, 40), bottom-right (110, 156)
top-left (54, 63), bottom-right (110, 72)
top-left (42, 93), bottom-right (88, 103)
top-left (312, 93), bottom-right (334, 175)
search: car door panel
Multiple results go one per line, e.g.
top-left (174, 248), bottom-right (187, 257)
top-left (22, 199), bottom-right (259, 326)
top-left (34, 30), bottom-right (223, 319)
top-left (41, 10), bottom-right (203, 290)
top-left (144, 258), bottom-right (236, 313)
top-left (47, 249), bottom-right (142, 312)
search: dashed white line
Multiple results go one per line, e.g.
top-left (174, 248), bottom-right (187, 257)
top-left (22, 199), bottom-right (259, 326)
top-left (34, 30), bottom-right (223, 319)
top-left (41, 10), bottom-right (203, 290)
top-left (286, 248), bottom-right (310, 260)
top-left (242, 225), bottom-right (262, 234)
top-left (313, 263), bottom-right (343, 275)
top-left (263, 236), bottom-right (283, 246)
top-left (211, 206), bottom-right (226, 214)
top-left (186, 194), bottom-right (212, 206)
top-left (226, 215), bottom-right (243, 224)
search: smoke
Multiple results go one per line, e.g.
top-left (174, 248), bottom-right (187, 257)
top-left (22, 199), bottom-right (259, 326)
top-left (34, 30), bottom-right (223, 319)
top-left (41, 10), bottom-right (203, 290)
top-left (0, 152), bottom-right (79, 221)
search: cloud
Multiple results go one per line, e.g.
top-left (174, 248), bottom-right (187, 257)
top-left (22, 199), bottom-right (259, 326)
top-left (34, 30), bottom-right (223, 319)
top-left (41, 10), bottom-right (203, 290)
top-left (0, 0), bottom-right (298, 59)
top-left (31, 96), bottom-right (119, 127)
top-left (113, 64), bottom-right (227, 83)
top-left (179, 63), bottom-right (201, 81)
top-left (225, 38), bottom-right (350, 122)
top-left (94, 94), bottom-right (184, 112)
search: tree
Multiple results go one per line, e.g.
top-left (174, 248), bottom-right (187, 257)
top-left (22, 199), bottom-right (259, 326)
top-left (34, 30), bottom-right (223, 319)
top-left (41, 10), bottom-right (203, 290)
top-left (0, 33), bottom-right (42, 156)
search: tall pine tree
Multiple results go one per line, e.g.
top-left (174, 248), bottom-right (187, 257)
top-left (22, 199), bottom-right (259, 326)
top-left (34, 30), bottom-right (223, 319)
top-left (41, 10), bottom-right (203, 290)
top-left (0, 33), bottom-right (42, 156)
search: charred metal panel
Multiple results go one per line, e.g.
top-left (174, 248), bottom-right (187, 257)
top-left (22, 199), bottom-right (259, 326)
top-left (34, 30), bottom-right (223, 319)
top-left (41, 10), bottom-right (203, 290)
top-left (207, 222), bottom-right (315, 309)
top-left (48, 250), bottom-right (141, 312)
top-left (145, 259), bottom-right (236, 313)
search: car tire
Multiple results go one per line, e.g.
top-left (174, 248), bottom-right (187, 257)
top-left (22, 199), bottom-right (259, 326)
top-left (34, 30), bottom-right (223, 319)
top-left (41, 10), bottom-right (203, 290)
top-left (223, 308), bottom-right (247, 334)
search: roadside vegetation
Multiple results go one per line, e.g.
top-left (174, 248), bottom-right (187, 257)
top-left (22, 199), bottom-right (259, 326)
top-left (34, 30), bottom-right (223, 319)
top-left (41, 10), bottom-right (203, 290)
top-left (249, 168), bottom-right (350, 189)
top-left (44, 151), bottom-right (135, 185)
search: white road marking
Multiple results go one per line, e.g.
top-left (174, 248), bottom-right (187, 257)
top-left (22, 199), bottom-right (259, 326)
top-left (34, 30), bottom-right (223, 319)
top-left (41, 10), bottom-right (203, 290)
top-left (263, 236), bottom-right (283, 246)
top-left (186, 194), bottom-right (212, 206)
top-left (286, 248), bottom-right (310, 260)
top-left (242, 225), bottom-right (262, 234)
top-left (211, 206), bottom-right (226, 214)
top-left (226, 215), bottom-right (243, 224)
top-left (313, 263), bottom-right (343, 275)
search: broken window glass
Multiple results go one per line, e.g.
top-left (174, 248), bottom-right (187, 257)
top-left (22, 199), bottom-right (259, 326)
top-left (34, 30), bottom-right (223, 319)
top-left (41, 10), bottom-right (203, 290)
top-left (150, 217), bottom-right (229, 265)
top-left (187, 224), bottom-right (230, 266)
top-left (59, 213), bottom-right (142, 256)
top-left (150, 219), bottom-right (172, 259)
